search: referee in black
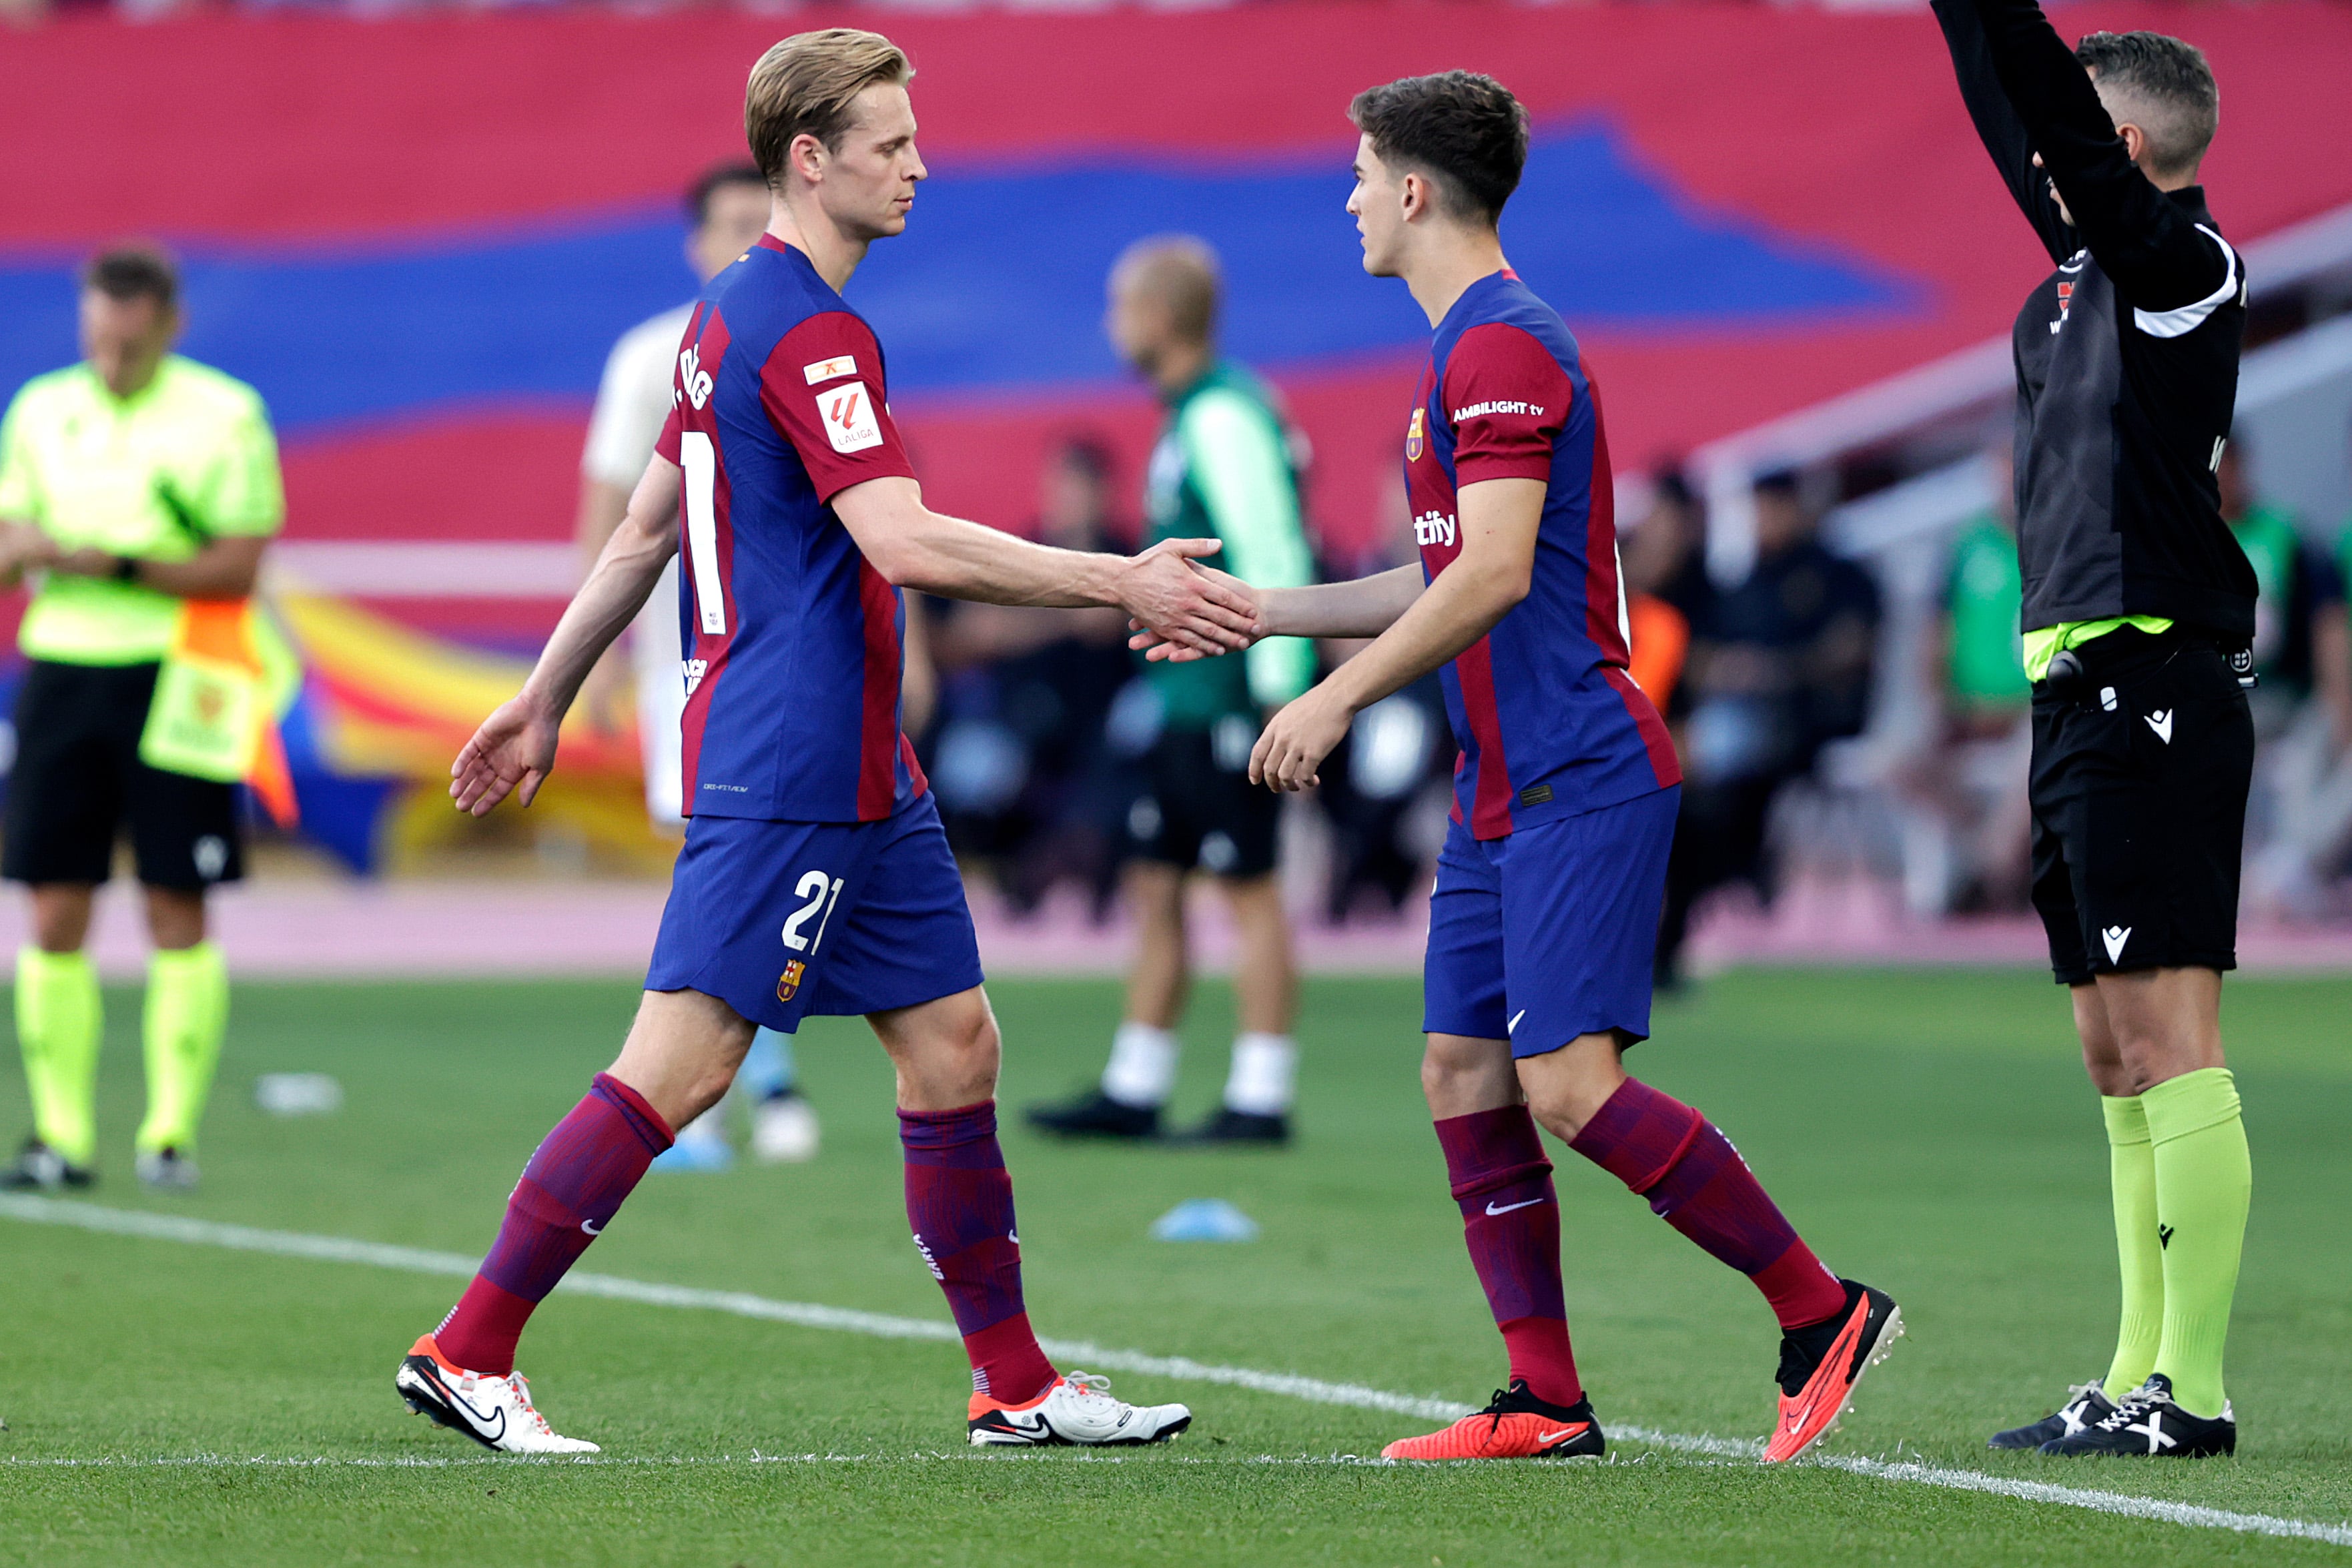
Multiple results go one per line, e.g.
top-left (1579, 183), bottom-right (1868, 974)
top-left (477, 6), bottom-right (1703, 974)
top-left (1937, 0), bottom-right (2255, 1459)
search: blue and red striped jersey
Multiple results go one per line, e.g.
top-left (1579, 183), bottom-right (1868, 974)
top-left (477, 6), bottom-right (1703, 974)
top-left (1406, 270), bottom-right (1680, 839)
top-left (655, 236), bottom-right (926, 823)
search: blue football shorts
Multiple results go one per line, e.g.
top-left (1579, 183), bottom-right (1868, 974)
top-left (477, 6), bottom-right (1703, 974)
top-left (1421, 784), bottom-right (1677, 1056)
top-left (645, 790), bottom-right (985, 1034)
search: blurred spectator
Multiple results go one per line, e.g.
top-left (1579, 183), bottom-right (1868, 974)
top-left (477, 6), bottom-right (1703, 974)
top-left (921, 436), bottom-right (1136, 916)
top-left (1656, 470), bottom-right (1880, 986)
top-left (1900, 450), bottom-right (2032, 915)
top-left (2222, 438), bottom-right (2352, 920)
top-left (1621, 465), bottom-right (1711, 725)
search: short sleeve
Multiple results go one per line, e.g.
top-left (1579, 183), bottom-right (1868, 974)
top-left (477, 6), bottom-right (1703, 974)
top-left (1443, 323), bottom-right (1574, 485)
top-left (655, 400), bottom-right (683, 466)
top-left (195, 390), bottom-right (285, 538)
top-left (0, 390), bottom-right (39, 522)
top-left (759, 312), bottom-right (916, 504)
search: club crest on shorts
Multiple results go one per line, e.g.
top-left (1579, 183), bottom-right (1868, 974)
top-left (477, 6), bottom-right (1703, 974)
top-left (776, 959), bottom-right (807, 1003)
top-left (1405, 406), bottom-right (1425, 462)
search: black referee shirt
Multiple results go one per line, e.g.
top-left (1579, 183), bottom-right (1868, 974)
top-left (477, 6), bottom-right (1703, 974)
top-left (1935, 0), bottom-right (2257, 642)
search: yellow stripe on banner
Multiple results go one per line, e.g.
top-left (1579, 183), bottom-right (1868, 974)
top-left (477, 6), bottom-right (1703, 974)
top-left (274, 592), bottom-right (533, 726)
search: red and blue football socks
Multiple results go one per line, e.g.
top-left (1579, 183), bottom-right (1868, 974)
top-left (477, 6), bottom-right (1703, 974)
top-left (1569, 1078), bottom-right (1845, 1330)
top-left (435, 1072), bottom-right (673, 1375)
top-left (1435, 1105), bottom-right (1583, 1407)
top-left (899, 1100), bottom-right (1058, 1405)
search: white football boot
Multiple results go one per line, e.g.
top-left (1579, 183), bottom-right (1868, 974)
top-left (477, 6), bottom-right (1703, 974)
top-left (751, 1092), bottom-right (821, 1164)
top-left (396, 1336), bottom-right (600, 1455)
top-left (967, 1371), bottom-right (1192, 1447)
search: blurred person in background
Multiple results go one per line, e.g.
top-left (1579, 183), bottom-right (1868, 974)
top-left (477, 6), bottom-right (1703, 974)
top-left (0, 247), bottom-right (284, 1192)
top-left (1654, 469), bottom-right (1878, 989)
top-left (921, 435), bottom-right (1135, 917)
top-left (1028, 237), bottom-right (1317, 1146)
top-left (1619, 466), bottom-right (1711, 727)
top-left (577, 163), bottom-right (817, 1170)
top-left (2221, 438), bottom-right (2352, 920)
top-left (1905, 448), bottom-right (2034, 915)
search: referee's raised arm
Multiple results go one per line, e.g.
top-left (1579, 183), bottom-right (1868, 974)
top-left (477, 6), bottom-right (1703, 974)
top-left (1956, 0), bottom-right (2235, 314)
top-left (1932, 0), bottom-right (2071, 262)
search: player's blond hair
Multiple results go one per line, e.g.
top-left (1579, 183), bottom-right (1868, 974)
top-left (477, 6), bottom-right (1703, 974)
top-left (1112, 236), bottom-right (1222, 346)
top-left (745, 29), bottom-right (913, 186)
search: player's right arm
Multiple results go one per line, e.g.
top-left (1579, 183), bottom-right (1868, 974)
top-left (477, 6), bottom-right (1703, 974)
top-left (831, 476), bottom-right (1256, 656)
top-left (1932, 0), bottom-right (2073, 263)
top-left (450, 457), bottom-right (681, 816)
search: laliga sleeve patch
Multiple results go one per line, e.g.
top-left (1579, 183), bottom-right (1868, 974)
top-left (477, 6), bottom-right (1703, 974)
top-left (817, 382), bottom-right (883, 454)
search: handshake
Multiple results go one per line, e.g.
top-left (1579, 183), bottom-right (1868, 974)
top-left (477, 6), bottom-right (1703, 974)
top-left (1115, 536), bottom-right (1266, 664)
top-left (1108, 535), bottom-right (1353, 796)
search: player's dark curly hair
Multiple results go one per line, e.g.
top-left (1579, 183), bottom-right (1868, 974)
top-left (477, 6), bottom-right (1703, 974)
top-left (1348, 71), bottom-right (1529, 227)
top-left (2075, 31), bottom-right (2217, 179)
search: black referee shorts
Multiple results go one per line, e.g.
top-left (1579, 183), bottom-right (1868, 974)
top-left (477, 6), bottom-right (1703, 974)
top-left (2028, 629), bottom-right (2251, 985)
top-left (1126, 718), bottom-right (1281, 880)
top-left (2, 659), bottom-right (245, 892)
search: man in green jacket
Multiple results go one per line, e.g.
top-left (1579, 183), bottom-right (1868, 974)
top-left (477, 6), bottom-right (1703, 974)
top-left (2220, 440), bottom-right (2352, 918)
top-left (0, 247), bottom-right (284, 1192)
top-left (1030, 238), bottom-right (1318, 1144)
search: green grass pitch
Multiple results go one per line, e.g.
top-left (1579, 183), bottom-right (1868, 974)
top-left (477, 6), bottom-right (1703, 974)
top-left (2, 967), bottom-right (2349, 1565)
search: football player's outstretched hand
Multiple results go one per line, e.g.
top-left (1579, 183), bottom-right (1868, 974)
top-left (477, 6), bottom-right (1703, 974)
top-left (1118, 538), bottom-right (1261, 656)
top-left (451, 693), bottom-right (561, 817)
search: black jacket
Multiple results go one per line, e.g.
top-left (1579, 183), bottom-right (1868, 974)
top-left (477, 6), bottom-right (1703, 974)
top-left (1935, 0), bottom-right (2255, 639)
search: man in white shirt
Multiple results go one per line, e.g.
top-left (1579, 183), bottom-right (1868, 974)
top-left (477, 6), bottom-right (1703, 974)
top-left (578, 163), bottom-right (819, 1169)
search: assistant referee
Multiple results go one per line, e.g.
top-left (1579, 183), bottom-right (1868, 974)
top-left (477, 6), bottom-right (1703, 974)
top-left (0, 247), bottom-right (284, 1193)
top-left (1937, 0), bottom-right (2255, 1458)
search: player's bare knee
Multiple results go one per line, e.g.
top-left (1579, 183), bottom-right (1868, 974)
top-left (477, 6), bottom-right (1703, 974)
top-left (1516, 1033), bottom-right (1627, 1140)
top-left (29, 884), bottom-right (95, 953)
top-left (141, 885), bottom-right (207, 950)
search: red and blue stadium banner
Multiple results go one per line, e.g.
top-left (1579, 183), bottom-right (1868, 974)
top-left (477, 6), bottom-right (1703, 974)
top-left (4, 1), bottom-right (2351, 652)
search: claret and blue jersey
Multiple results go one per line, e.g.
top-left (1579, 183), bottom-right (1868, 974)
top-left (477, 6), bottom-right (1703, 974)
top-left (1407, 269), bottom-right (1679, 839)
top-left (656, 234), bottom-right (927, 824)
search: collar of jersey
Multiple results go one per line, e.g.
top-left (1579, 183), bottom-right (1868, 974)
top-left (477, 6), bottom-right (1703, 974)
top-left (1434, 268), bottom-right (1520, 344)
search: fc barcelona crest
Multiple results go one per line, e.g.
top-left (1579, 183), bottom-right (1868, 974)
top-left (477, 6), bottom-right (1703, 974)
top-left (777, 959), bottom-right (807, 1003)
top-left (1405, 406), bottom-right (1425, 462)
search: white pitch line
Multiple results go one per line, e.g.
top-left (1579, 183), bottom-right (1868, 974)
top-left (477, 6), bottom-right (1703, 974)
top-left (5, 1194), bottom-right (2347, 1549)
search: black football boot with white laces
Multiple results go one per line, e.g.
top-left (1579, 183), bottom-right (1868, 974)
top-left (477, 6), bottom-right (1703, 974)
top-left (2038, 1374), bottom-right (2236, 1458)
top-left (1989, 1380), bottom-right (2117, 1450)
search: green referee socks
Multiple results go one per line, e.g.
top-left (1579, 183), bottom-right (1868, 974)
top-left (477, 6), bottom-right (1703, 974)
top-left (2144, 1067), bottom-right (2252, 1420)
top-left (2099, 1094), bottom-right (2164, 1402)
top-left (137, 942), bottom-right (229, 1157)
top-left (15, 946), bottom-right (103, 1168)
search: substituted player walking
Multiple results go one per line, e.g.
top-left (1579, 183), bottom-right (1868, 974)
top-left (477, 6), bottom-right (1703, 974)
top-left (396, 29), bottom-right (1251, 1454)
top-left (1142, 72), bottom-right (1899, 1463)
top-left (1936, 0), bottom-right (2256, 1459)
